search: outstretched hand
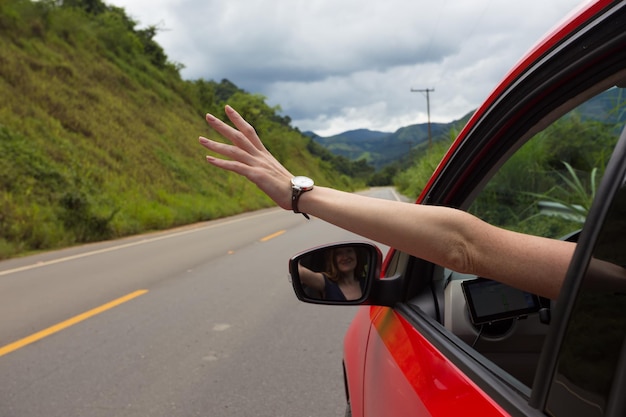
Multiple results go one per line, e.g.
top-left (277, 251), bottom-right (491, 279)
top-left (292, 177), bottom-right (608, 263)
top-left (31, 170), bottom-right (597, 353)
top-left (199, 105), bottom-right (294, 210)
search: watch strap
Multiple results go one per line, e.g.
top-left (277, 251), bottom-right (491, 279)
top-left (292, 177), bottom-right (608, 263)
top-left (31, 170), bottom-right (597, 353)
top-left (291, 186), bottom-right (310, 219)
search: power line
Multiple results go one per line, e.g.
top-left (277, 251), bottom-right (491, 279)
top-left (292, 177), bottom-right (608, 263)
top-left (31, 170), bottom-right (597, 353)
top-left (411, 88), bottom-right (435, 149)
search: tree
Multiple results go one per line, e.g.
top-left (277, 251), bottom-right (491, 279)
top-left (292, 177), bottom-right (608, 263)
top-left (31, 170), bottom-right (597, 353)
top-left (61, 0), bottom-right (107, 15)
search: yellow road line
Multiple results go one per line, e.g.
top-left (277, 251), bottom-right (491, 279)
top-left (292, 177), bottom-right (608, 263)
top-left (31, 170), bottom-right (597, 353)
top-left (0, 289), bottom-right (148, 358)
top-left (260, 230), bottom-right (286, 242)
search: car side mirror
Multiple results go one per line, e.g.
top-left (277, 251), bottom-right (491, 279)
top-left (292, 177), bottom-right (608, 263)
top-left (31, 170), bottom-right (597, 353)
top-left (289, 242), bottom-right (403, 306)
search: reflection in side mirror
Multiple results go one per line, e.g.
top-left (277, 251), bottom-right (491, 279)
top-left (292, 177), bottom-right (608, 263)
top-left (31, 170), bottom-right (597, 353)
top-left (289, 242), bottom-right (382, 305)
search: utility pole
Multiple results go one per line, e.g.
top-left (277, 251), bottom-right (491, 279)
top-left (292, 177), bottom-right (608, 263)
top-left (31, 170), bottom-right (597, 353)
top-left (411, 88), bottom-right (435, 149)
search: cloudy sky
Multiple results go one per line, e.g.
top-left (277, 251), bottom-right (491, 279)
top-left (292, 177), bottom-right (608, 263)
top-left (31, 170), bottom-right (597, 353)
top-left (109, 0), bottom-right (587, 136)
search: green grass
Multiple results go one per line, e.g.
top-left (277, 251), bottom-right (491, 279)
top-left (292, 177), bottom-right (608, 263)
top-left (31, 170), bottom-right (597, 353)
top-left (0, 0), bottom-right (357, 259)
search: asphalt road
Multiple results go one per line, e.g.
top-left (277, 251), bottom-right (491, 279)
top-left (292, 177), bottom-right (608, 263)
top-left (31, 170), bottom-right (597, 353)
top-left (0, 187), bottom-right (401, 417)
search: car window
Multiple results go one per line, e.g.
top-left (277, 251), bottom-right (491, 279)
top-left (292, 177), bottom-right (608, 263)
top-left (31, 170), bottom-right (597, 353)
top-left (440, 87), bottom-right (626, 389)
top-left (469, 87), bottom-right (625, 240)
top-left (545, 157), bottom-right (626, 417)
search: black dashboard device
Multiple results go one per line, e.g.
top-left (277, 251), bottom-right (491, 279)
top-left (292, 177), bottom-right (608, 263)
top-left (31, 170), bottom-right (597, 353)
top-left (461, 278), bottom-right (541, 325)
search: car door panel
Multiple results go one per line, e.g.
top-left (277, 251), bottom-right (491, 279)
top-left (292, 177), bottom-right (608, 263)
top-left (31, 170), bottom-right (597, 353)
top-left (363, 307), bottom-right (511, 417)
top-left (343, 306), bottom-right (378, 417)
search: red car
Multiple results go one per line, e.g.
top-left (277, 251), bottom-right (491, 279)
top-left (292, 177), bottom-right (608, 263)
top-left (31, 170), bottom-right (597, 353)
top-left (289, 1), bottom-right (626, 416)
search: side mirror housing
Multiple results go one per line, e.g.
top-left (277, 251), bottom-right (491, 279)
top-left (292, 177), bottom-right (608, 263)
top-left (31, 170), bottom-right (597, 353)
top-left (289, 241), bottom-right (403, 307)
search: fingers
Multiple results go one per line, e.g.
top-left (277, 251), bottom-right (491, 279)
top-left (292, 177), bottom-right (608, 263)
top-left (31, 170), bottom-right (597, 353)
top-left (200, 137), bottom-right (259, 180)
top-left (205, 154), bottom-right (250, 177)
top-left (224, 105), bottom-right (266, 152)
top-left (199, 135), bottom-right (239, 158)
top-left (204, 107), bottom-right (264, 156)
top-left (201, 105), bottom-right (288, 172)
top-left (198, 105), bottom-right (296, 210)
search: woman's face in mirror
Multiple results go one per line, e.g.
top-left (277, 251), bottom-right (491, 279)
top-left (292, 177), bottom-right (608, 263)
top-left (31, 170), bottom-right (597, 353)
top-left (333, 247), bottom-right (357, 274)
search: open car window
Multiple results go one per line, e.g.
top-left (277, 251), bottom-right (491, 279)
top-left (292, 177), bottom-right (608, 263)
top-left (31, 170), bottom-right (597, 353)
top-left (468, 87), bottom-right (624, 240)
top-left (433, 86), bottom-right (626, 390)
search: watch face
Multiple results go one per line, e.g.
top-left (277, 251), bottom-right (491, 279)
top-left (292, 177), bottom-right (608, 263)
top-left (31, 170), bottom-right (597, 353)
top-left (292, 176), bottom-right (314, 190)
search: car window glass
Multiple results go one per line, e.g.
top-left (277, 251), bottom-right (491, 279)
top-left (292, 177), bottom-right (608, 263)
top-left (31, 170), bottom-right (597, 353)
top-left (545, 159), bottom-right (626, 417)
top-left (469, 87), bottom-right (625, 240)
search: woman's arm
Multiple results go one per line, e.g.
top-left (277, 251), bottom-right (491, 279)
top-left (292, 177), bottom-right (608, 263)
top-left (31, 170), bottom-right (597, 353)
top-left (299, 187), bottom-right (574, 299)
top-left (199, 106), bottom-right (574, 299)
top-left (297, 264), bottom-right (326, 292)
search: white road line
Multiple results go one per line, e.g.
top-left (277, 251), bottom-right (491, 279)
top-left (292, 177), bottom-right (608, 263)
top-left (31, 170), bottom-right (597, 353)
top-left (0, 209), bottom-right (280, 277)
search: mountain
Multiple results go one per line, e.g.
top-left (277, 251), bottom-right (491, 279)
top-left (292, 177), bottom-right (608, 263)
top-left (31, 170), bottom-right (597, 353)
top-left (306, 129), bottom-right (390, 164)
top-left (307, 115), bottom-right (470, 170)
top-left (576, 87), bottom-right (626, 123)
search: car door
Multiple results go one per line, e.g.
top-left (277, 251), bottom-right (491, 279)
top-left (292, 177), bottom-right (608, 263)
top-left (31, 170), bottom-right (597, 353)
top-left (355, 3), bottom-right (626, 416)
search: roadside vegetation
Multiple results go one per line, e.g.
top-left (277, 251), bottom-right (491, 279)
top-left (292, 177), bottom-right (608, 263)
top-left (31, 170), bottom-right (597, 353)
top-left (0, 0), bottom-right (367, 259)
top-left (395, 105), bottom-right (626, 237)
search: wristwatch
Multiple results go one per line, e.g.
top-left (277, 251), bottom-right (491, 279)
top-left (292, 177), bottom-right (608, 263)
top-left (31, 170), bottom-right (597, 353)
top-left (291, 176), bottom-right (314, 219)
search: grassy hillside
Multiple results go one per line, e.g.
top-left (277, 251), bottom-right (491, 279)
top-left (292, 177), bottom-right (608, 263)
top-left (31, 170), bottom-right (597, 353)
top-left (0, 0), bottom-right (356, 259)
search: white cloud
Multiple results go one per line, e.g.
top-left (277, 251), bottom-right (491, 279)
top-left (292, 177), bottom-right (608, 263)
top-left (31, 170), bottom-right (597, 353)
top-left (110, 0), bottom-right (587, 135)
